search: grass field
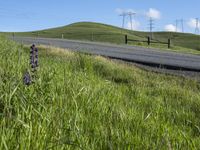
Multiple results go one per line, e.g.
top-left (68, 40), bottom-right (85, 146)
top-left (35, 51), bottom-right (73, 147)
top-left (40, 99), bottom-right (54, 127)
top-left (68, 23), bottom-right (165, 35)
top-left (3, 22), bottom-right (200, 52)
top-left (1, 36), bottom-right (200, 149)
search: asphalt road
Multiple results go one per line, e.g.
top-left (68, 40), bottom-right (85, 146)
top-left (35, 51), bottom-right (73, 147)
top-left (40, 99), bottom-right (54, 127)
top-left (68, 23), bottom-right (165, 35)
top-left (13, 37), bottom-right (200, 72)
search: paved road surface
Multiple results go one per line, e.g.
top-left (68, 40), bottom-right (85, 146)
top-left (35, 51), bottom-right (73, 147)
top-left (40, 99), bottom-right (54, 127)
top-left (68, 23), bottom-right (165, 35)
top-left (13, 37), bottom-right (200, 71)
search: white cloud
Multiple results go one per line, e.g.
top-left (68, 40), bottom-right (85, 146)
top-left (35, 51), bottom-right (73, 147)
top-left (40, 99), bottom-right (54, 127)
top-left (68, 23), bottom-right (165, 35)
top-left (127, 20), bottom-right (140, 30)
top-left (146, 8), bottom-right (161, 20)
top-left (164, 24), bottom-right (178, 32)
top-left (187, 18), bottom-right (200, 28)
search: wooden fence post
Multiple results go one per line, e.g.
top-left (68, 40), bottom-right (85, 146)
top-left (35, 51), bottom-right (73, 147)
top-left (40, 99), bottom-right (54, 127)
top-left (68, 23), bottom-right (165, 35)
top-left (91, 32), bottom-right (94, 41)
top-left (12, 32), bottom-right (15, 40)
top-left (125, 35), bottom-right (128, 44)
top-left (168, 39), bottom-right (171, 49)
top-left (147, 37), bottom-right (150, 46)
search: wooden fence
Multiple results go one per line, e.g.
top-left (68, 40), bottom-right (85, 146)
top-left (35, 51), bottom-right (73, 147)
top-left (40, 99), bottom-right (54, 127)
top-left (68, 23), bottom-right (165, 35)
top-left (125, 35), bottom-right (171, 49)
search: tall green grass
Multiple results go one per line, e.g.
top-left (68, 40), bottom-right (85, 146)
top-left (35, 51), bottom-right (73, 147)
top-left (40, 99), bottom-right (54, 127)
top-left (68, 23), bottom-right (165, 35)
top-left (0, 36), bottom-right (200, 149)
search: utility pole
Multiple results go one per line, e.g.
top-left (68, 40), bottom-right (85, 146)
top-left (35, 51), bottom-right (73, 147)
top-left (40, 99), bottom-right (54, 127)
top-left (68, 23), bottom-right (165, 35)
top-left (195, 18), bottom-right (199, 34)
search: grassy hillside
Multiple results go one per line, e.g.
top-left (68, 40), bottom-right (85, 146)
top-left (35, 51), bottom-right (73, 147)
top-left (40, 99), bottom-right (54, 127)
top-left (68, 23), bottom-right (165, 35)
top-left (4, 22), bottom-right (200, 51)
top-left (1, 36), bottom-right (200, 149)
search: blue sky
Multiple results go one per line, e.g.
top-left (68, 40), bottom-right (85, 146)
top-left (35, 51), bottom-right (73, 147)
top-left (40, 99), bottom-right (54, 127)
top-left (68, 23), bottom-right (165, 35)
top-left (0, 0), bottom-right (199, 33)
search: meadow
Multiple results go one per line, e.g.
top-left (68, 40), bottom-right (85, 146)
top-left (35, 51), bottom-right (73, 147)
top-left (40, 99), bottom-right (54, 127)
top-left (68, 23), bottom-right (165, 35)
top-left (2, 22), bottom-right (200, 53)
top-left (0, 36), bottom-right (200, 149)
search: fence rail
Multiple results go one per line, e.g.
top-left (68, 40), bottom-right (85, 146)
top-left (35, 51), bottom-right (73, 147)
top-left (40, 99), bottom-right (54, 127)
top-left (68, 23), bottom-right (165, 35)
top-left (125, 35), bottom-right (171, 49)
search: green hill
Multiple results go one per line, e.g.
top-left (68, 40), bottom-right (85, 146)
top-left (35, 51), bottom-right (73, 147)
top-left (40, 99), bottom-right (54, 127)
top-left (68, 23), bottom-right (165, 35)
top-left (1, 36), bottom-right (200, 149)
top-left (4, 22), bottom-right (200, 51)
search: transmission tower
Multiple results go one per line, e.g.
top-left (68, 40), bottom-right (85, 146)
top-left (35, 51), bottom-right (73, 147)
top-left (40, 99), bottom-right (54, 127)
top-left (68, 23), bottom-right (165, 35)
top-left (181, 19), bottom-right (184, 33)
top-left (119, 13), bottom-right (126, 29)
top-left (195, 18), bottom-right (199, 34)
top-left (127, 12), bottom-right (136, 30)
top-left (175, 19), bottom-right (178, 32)
top-left (119, 12), bottom-right (136, 30)
top-left (175, 19), bottom-right (184, 33)
top-left (149, 18), bottom-right (154, 39)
